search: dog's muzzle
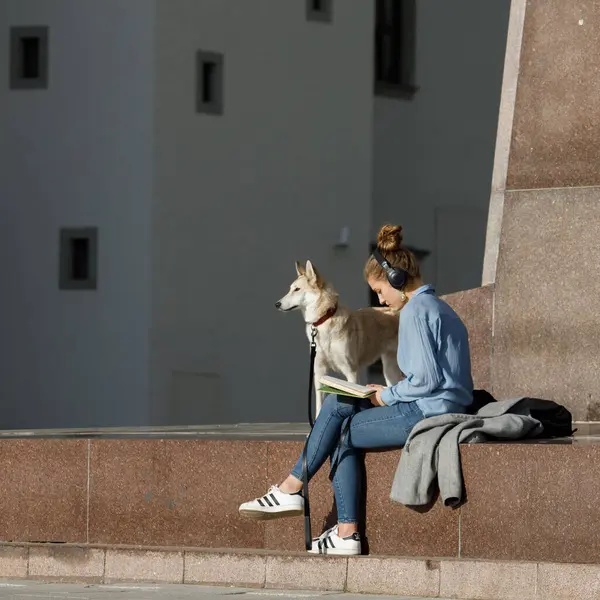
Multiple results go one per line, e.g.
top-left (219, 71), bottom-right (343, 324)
top-left (275, 302), bottom-right (297, 311)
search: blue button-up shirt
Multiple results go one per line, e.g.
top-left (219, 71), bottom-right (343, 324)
top-left (380, 284), bottom-right (474, 417)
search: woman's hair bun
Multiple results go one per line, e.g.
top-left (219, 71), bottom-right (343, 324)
top-left (377, 224), bottom-right (404, 253)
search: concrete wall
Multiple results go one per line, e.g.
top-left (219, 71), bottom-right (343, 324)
top-left (150, 0), bottom-right (374, 424)
top-left (372, 0), bottom-right (510, 295)
top-left (0, 0), bottom-right (154, 428)
top-left (0, 0), bottom-right (516, 429)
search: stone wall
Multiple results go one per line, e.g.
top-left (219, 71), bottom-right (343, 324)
top-left (480, 0), bottom-right (600, 420)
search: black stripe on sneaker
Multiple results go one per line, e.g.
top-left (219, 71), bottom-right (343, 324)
top-left (270, 493), bottom-right (280, 506)
top-left (257, 498), bottom-right (265, 507)
top-left (263, 496), bottom-right (273, 507)
top-left (328, 536), bottom-right (336, 548)
top-left (323, 537), bottom-right (329, 549)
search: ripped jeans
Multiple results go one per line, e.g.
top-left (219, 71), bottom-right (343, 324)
top-left (290, 393), bottom-right (425, 523)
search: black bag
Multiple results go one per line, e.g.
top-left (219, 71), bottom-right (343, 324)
top-left (468, 390), bottom-right (575, 439)
top-left (526, 398), bottom-right (575, 439)
top-left (468, 389), bottom-right (497, 414)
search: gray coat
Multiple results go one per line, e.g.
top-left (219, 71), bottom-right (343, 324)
top-left (390, 398), bottom-right (545, 508)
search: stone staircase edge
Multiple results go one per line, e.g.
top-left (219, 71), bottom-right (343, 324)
top-left (0, 542), bottom-right (597, 599)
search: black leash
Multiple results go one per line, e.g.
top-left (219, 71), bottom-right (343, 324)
top-left (307, 328), bottom-right (317, 429)
top-left (300, 327), bottom-right (359, 552)
top-left (301, 326), bottom-right (317, 551)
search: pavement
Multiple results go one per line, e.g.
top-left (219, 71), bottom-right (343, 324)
top-left (0, 581), bottom-right (445, 600)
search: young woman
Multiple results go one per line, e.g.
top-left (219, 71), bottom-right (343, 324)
top-left (239, 224), bottom-right (474, 555)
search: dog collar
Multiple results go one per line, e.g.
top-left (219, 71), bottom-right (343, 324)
top-left (312, 304), bottom-right (338, 327)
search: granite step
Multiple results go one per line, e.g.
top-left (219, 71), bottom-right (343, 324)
top-left (0, 431), bottom-right (598, 564)
top-left (0, 542), bottom-right (593, 600)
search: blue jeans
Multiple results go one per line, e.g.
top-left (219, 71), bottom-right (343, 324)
top-left (290, 393), bottom-right (425, 524)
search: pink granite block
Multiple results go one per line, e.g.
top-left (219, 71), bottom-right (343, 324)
top-left (461, 444), bottom-right (600, 564)
top-left (365, 450), bottom-right (459, 557)
top-left (0, 440), bottom-right (87, 543)
top-left (507, 0), bottom-right (600, 189)
top-left (89, 439), bottom-right (268, 548)
top-left (264, 441), bottom-right (337, 553)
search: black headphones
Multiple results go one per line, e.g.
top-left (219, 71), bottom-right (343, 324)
top-left (372, 248), bottom-right (408, 290)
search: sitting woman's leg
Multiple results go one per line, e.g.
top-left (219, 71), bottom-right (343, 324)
top-left (283, 394), bottom-right (371, 492)
top-left (238, 394), bottom-right (370, 519)
top-left (315, 400), bottom-right (425, 547)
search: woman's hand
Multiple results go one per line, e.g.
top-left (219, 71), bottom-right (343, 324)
top-left (367, 384), bottom-right (386, 407)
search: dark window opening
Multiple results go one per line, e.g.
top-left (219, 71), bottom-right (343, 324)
top-left (9, 26), bottom-right (49, 90)
top-left (196, 51), bottom-right (224, 115)
top-left (306, 0), bottom-right (332, 23)
top-left (375, 0), bottom-right (417, 96)
top-left (201, 61), bottom-right (216, 104)
top-left (59, 228), bottom-right (97, 290)
top-left (20, 37), bottom-right (41, 79)
top-left (70, 238), bottom-right (90, 281)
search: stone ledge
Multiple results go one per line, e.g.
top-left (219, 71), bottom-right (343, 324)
top-left (442, 285), bottom-right (494, 390)
top-left (0, 543), bottom-right (598, 600)
top-left (3, 436), bottom-right (600, 563)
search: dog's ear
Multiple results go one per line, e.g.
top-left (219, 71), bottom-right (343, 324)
top-left (295, 261), bottom-right (306, 277)
top-left (305, 260), bottom-right (324, 287)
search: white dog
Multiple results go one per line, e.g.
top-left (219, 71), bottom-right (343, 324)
top-left (276, 260), bottom-right (402, 412)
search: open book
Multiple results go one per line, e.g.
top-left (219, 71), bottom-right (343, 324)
top-left (318, 375), bottom-right (376, 399)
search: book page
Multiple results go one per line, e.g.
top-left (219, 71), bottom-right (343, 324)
top-left (319, 375), bottom-right (375, 396)
top-left (318, 385), bottom-right (370, 400)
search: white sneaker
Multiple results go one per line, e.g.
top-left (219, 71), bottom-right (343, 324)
top-left (239, 485), bottom-right (304, 520)
top-left (308, 525), bottom-right (361, 556)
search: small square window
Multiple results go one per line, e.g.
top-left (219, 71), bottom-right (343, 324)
top-left (196, 51), bottom-right (224, 115)
top-left (10, 26), bottom-right (49, 90)
top-left (59, 228), bottom-right (98, 290)
top-left (306, 0), bottom-right (333, 23)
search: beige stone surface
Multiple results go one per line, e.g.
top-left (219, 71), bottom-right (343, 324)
top-left (184, 551), bottom-right (265, 587)
top-left (104, 549), bottom-right (183, 584)
top-left (346, 556), bottom-right (439, 597)
top-left (537, 562), bottom-right (600, 600)
top-left (440, 559), bottom-right (537, 600)
top-left (0, 546), bottom-right (28, 579)
top-left (490, 0), bottom-right (527, 195)
top-left (265, 555), bottom-right (346, 591)
top-left (483, 0), bottom-right (527, 285)
top-left (29, 547), bottom-right (104, 581)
